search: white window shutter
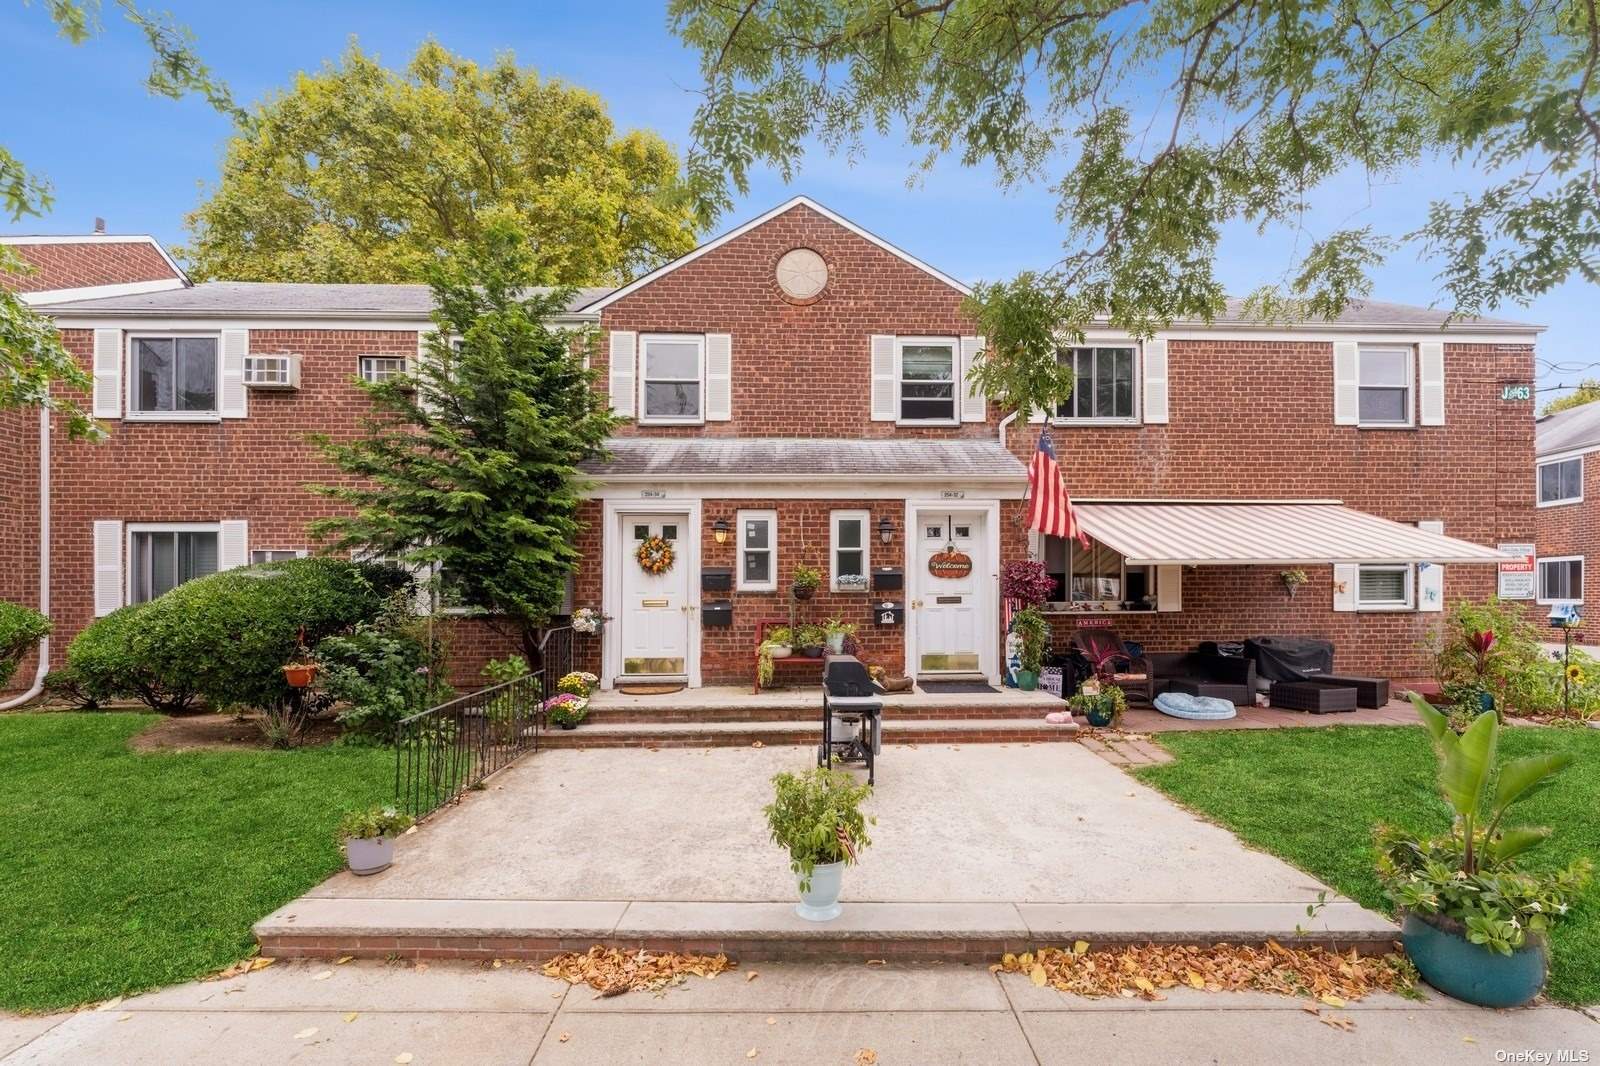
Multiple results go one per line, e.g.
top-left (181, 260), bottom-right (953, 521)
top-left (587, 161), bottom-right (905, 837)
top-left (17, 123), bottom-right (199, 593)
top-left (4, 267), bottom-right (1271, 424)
top-left (1332, 563), bottom-right (1359, 611)
top-left (414, 329), bottom-right (438, 415)
top-left (219, 521), bottom-right (249, 570)
top-left (959, 335), bottom-right (986, 422)
top-left (1142, 337), bottom-right (1169, 424)
top-left (608, 331), bottom-right (636, 417)
top-left (1156, 565), bottom-right (1182, 612)
top-left (705, 333), bottom-right (732, 421)
top-left (92, 329), bottom-right (121, 419)
top-left (1419, 342), bottom-right (1445, 426)
top-left (1333, 342), bottom-right (1359, 425)
top-left (93, 520), bottom-right (123, 616)
top-left (1417, 520), bottom-right (1445, 612)
top-left (870, 335), bottom-right (897, 421)
top-left (220, 329), bottom-right (248, 418)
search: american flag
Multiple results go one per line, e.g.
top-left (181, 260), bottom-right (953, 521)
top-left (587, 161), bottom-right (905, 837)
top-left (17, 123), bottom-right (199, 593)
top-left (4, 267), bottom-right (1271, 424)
top-left (1027, 424), bottom-right (1090, 547)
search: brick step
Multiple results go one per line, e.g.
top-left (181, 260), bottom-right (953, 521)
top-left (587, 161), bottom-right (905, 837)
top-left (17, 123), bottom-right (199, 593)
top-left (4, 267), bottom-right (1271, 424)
top-left (255, 898), bottom-right (1398, 964)
top-left (582, 703), bottom-right (1065, 725)
top-left (543, 717), bottom-right (1078, 749)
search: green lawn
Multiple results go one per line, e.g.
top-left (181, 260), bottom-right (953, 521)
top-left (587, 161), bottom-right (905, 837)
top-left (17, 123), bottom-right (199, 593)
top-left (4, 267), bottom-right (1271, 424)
top-left (0, 713), bottom-right (392, 1012)
top-left (1136, 724), bottom-right (1600, 1005)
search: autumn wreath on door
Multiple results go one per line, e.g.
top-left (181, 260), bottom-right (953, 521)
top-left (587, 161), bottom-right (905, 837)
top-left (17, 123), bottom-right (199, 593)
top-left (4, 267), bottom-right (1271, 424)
top-left (636, 535), bottom-right (675, 575)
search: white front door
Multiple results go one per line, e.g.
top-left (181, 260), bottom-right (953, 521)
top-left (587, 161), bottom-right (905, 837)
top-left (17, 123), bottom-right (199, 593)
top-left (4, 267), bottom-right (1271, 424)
top-left (618, 513), bottom-right (691, 679)
top-left (915, 510), bottom-right (986, 675)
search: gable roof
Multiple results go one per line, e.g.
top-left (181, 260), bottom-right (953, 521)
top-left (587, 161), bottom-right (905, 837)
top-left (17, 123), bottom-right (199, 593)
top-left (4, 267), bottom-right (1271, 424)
top-left (40, 281), bottom-right (611, 319)
top-left (1537, 400), bottom-right (1600, 458)
top-left (1, 233), bottom-right (189, 303)
top-left (579, 195), bottom-right (972, 313)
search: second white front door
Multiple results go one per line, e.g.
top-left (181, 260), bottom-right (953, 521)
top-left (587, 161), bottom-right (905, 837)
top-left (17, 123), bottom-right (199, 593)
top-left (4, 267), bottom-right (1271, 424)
top-left (619, 513), bottom-right (691, 679)
top-left (915, 510), bottom-right (987, 675)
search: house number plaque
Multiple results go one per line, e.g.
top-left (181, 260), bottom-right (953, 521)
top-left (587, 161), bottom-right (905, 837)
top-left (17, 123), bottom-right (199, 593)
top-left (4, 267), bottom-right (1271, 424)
top-left (928, 549), bottom-right (973, 579)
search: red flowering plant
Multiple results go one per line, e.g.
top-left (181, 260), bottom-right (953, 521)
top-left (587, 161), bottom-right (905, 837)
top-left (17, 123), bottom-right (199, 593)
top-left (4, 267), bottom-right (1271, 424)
top-left (1001, 560), bottom-right (1055, 606)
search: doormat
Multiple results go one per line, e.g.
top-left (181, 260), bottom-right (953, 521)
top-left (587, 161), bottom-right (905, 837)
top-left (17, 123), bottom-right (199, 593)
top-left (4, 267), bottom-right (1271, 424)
top-left (617, 683), bottom-right (687, 696)
top-left (918, 680), bottom-right (999, 695)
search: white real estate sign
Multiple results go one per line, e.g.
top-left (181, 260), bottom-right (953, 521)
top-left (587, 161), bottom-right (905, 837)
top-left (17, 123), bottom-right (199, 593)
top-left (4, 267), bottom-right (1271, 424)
top-left (1498, 542), bottom-right (1536, 600)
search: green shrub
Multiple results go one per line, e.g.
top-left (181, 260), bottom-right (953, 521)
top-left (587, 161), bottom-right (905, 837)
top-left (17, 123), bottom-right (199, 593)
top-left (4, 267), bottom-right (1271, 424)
top-left (41, 669), bottom-right (102, 711)
top-left (66, 605), bottom-right (198, 714)
top-left (0, 601), bottom-right (51, 690)
top-left (317, 595), bottom-right (451, 741)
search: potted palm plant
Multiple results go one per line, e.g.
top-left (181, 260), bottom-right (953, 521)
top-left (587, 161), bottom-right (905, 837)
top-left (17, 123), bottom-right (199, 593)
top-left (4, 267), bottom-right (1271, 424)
top-left (339, 806), bottom-right (415, 876)
top-left (765, 767), bottom-right (873, 921)
top-left (1376, 695), bottom-right (1592, 1007)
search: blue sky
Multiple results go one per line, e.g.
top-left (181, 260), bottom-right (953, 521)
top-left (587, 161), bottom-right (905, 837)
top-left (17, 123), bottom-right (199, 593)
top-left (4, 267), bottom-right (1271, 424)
top-left (4, 0), bottom-right (1592, 395)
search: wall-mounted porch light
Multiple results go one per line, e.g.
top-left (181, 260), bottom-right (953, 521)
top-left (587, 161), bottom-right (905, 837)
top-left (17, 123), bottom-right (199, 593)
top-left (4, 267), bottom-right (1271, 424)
top-left (878, 515), bottom-right (895, 544)
top-left (713, 517), bottom-right (731, 544)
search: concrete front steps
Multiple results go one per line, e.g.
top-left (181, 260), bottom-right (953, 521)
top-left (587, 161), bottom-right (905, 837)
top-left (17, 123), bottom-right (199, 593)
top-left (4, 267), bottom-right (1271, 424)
top-left (543, 716), bottom-right (1078, 749)
top-left (255, 898), bottom-right (1398, 964)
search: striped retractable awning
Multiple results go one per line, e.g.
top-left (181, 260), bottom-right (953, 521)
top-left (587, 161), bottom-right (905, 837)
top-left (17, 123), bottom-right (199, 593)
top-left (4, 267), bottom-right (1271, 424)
top-left (1072, 501), bottom-right (1512, 566)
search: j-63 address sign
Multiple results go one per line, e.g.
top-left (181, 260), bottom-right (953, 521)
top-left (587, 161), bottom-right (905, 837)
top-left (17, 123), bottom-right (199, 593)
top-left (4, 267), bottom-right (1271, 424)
top-left (1501, 384), bottom-right (1532, 401)
top-left (928, 549), bottom-right (973, 579)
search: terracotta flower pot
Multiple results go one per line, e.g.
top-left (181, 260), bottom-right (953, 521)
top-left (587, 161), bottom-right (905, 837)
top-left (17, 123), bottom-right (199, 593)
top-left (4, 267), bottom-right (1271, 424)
top-left (282, 663), bottom-right (318, 688)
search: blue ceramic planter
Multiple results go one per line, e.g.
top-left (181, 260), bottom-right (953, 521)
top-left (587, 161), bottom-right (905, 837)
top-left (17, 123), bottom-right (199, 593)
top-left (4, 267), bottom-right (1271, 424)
top-left (1402, 913), bottom-right (1547, 1008)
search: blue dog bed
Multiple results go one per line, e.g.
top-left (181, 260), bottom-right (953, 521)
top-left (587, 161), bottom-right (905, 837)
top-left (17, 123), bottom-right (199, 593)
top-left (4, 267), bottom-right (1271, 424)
top-left (1153, 692), bottom-right (1238, 721)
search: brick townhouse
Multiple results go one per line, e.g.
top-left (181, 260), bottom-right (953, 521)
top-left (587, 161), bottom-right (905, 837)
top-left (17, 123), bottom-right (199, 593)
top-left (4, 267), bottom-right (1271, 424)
top-left (1530, 401), bottom-right (1600, 638)
top-left (2, 197), bottom-right (1539, 700)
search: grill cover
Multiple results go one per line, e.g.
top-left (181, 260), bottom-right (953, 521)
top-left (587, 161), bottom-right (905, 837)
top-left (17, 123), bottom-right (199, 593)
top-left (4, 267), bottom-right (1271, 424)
top-left (823, 655), bottom-right (875, 697)
top-left (1245, 637), bottom-right (1334, 682)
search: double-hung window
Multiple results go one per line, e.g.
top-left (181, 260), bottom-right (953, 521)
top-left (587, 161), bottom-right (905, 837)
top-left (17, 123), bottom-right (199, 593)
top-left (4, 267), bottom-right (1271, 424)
top-left (129, 336), bottom-right (218, 417)
top-left (1357, 346), bottom-right (1413, 427)
top-left (359, 355), bottom-right (411, 384)
top-left (129, 525), bottom-right (220, 603)
top-left (1356, 564), bottom-right (1414, 610)
top-left (1056, 346), bottom-right (1136, 422)
top-left (830, 511), bottom-right (870, 591)
top-left (738, 510), bottom-right (777, 592)
top-left (1538, 457), bottom-right (1583, 506)
top-left (249, 549), bottom-right (307, 563)
top-left (639, 334), bottom-right (704, 424)
top-left (897, 338), bottom-right (957, 424)
top-left (1538, 556), bottom-right (1584, 604)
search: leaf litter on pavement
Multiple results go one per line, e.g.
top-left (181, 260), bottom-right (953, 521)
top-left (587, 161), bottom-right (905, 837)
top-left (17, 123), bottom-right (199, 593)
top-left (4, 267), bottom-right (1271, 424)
top-left (541, 946), bottom-right (734, 996)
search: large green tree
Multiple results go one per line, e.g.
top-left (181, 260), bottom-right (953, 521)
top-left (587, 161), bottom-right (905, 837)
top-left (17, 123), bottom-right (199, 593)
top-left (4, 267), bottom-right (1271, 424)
top-left (3, 0), bottom-right (237, 439)
top-left (183, 40), bottom-right (700, 286)
top-left (310, 219), bottom-right (618, 660)
top-left (671, 0), bottom-right (1600, 415)
top-left (1542, 379), bottom-right (1600, 415)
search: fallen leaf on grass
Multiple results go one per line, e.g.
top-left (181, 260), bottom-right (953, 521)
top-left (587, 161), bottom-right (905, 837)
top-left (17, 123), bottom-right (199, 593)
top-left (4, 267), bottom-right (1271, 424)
top-left (311, 970), bottom-right (334, 982)
top-left (293, 1027), bottom-right (318, 1040)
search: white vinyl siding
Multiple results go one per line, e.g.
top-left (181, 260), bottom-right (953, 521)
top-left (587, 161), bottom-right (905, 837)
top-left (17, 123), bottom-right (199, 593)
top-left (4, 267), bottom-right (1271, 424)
top-left (1056, 346), bottom-right (1137, 423)
top-left (1356, 346), bottom-right (1413, 428)
top-left (638, 334), bottom-right (705, 425)
top-left (896, 337), bottom-right (959, 425)
top-left (738, 510), bottom-right (777, 592)
top-left (1356, 564), bottom-right (1414, 610)
top-left (127, 334), bottom-right (220, 419)
top-left (1538, 457), bottom-right (1583, 506)
top-left (1537, 556), bottom-right (1584, 604)
top-left (830, 510), bottom-right (870, 591)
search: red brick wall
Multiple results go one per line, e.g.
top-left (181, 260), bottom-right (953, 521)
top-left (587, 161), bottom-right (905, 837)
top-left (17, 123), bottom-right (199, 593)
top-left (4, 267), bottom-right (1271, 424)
top-left (1, 240), bottom-right (180, 292)
top-left (1530, 449), bottom-right (1598, 642)
top-left (0, 408), bottom-right (42, 694)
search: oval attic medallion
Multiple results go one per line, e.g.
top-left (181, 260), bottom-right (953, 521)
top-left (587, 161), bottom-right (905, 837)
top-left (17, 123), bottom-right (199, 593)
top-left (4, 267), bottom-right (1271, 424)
top-left (775, 247), bottom-right (828, 301)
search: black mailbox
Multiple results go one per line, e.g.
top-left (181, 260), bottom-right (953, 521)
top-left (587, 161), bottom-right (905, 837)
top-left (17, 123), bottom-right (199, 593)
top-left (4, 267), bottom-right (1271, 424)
top-left (872, 600), bottom-right (905, 626)
top-left (701, 567), bottom-right (733, 592)
top-left (871, 567), bottom-right (903, 592)
top-left (702, 601), bottom-right (733, 627)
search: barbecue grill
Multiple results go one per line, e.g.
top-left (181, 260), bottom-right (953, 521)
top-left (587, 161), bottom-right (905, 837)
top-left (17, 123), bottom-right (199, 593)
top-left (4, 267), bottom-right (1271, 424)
top-left (819, 655), bottom-right (882, 784)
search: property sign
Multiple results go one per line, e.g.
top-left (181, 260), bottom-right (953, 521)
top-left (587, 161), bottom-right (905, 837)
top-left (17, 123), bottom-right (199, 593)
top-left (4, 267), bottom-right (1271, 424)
top-left (1501, 384), bottom-right (1532, 402)
top-left (1498, 542), bottom-right (1536, 600)
top-left (928, 549), bottom-right (973, 579)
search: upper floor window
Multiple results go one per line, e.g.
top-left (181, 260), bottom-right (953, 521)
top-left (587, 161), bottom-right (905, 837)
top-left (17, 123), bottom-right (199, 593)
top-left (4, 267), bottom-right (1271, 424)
top-left (1538, 457), bottom-right (1583, 506)
top-left (898, 338), bottom-right (957, 424)
top-left (640, 334), bottom-right (704, 424)
top-left (1356, 563), bottom-right (1414, 610)
top-left (130, 335), bottom-right (218, 416)
top-left (1056, 346), bottom-right (1136, 422)
top-left (130, 526), bottom-right (219, 604)
top-left (738, 510), bottom-right (777, 592)
top-left (1538, 556), bottom-right (1584, 604)
top-left (359, 355), bottom-right (411, 385)
top-left (1358, 346), bottom-right (1412, 427)
top-left (830, 510), bottom-right (870, 591)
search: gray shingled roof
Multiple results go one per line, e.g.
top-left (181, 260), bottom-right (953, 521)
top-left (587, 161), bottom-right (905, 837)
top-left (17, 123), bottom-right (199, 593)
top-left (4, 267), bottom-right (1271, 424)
top-left (1537, 401), bottom-right (1600, 457)
top-left (38, 281), bottom-right (614, 316)
top-left (582, 437), bottom-right (1029, 479)
top-left (1209, 297), bottom-right (1538, 331)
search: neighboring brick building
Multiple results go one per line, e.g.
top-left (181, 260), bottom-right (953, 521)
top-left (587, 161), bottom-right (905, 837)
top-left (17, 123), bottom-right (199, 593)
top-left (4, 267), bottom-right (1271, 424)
top-left (3, 196), bottom-right (1540, 699)
top-left (1531, 402), bottom-right (1600, 640)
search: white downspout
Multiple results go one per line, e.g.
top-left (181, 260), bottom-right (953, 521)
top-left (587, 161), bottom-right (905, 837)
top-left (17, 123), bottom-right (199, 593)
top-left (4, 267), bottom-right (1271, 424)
top-left (2, 407), bottom-right (49, 709)
top-left (998, 409), bottom-right (1019, 450)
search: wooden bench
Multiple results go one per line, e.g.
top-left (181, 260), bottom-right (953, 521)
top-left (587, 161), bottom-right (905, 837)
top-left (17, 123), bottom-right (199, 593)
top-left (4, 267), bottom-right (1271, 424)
top-left (753, 618), bottom-right (824, 693)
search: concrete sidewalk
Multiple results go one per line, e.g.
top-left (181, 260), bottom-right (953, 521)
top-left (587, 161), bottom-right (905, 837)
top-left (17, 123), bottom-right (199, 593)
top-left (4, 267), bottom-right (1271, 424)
top-left (3, 959), bottom-right (1594, 1065)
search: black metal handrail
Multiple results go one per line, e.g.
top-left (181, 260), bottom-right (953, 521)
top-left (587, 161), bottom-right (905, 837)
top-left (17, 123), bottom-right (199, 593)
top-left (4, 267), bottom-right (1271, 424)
top-left (539, 624), bottom-right (575, 686)
top-left (394, 671), bottom-right (546, 819)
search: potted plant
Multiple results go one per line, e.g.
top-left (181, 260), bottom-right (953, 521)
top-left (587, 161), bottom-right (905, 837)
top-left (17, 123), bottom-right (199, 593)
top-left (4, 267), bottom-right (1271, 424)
top-left (339, 806), bottom-right (415, 876)
top-left (795, 623), bottom-right (827, 658)
top-left (765, 767), bottom-right (874, 922)
top-left (1279, 569), bottom-right (1308, 599)
top-left (572, 607), bottom-right (609, 635)
top-left (558, 671), bottom-right (598, 698)
top-left (1012, 606), bottom-right (1048, 690)
top-left (543, 692), bottom-right (589, 729)
top-left (1068, 683), bottom-right (1125, 728)
top-left (836, 573), bottom-right (869, 592)
top-left (791, 564), bottom-right (822, 602)
top-left (1001, 559), bottom-right (1055, 606)
top-left (1375, 695), bottom-right (1592, 1007)
top-left (822, 617), bottom-right (855, 655)
top-left (766, 626), bottom-right (794, 658)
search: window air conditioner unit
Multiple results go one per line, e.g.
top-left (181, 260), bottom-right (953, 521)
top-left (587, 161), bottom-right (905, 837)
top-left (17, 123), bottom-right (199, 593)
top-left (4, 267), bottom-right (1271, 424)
top-left (243, 354), bottom-right (301, 390)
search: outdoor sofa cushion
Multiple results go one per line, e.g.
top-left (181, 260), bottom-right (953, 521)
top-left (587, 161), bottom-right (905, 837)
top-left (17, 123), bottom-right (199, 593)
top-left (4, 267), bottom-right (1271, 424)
top-left (1154, 692), bottom-right (1238, 720)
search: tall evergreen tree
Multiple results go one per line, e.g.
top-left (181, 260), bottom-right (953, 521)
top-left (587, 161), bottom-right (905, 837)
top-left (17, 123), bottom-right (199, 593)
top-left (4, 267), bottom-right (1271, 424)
top-left (311, 220), bottom-right (618, 660)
